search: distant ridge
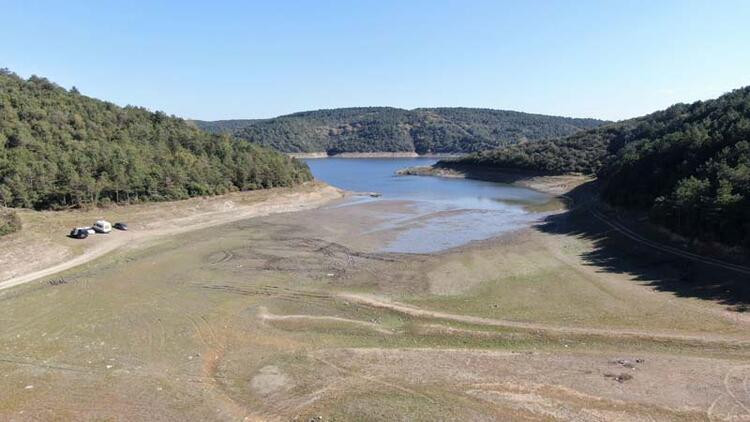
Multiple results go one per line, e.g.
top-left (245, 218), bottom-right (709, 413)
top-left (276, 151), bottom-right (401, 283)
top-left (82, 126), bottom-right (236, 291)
top-left (194, 107), bottom-right (608, 154)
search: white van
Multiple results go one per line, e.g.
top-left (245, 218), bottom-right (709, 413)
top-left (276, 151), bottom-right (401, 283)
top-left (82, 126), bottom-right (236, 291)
top-left (93, 220), bottom-right (112, 234)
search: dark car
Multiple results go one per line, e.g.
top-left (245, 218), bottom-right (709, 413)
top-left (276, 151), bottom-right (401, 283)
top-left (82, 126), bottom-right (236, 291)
top-left (69, 228), bottom-right (89, 239)
top-left (114, 222), bottom-right (128, 231)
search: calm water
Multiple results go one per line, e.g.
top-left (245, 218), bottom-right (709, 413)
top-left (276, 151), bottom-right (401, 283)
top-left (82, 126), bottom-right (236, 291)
top-left (305, 158), bottom-right (555, 253)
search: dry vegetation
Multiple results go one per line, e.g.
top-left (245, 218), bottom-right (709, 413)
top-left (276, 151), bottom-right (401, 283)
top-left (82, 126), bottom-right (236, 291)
top-left (1, 184), bottom-right (749, 421)
top-left (0, 182), bottom-right (342, 290)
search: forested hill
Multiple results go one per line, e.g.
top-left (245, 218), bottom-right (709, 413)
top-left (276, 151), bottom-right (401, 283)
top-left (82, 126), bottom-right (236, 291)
top-left (0, 69), bottom-right (311, 210)
top-left (438, 87), bottom-right (750, 247)
top-left (195, 107), bottom-right (607, 154)
top-left (190, 118), bottom-right (266, 134)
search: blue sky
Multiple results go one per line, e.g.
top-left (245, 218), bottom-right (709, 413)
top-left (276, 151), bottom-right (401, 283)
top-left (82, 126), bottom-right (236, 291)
top-left (2, 1), bottom-right (749, 121)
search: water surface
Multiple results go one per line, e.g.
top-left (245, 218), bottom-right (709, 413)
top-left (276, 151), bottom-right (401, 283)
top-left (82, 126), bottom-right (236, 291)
top-left (305, 158), bottom-right (557, 253)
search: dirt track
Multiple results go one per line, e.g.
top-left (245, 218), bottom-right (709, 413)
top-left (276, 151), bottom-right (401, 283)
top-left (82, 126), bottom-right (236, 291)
top-left (338, 293), bottom-right (750, 347)
top-left (1, 178), bottom-right (749, 421)
top-left (0, 182), bottom-right (343, 291)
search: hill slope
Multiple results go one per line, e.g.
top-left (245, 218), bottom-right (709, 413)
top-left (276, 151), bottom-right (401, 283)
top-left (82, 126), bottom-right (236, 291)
top-left (190, 118), bottom-right (266, 134)
top-left (196, 107), bottom-right (607, 154)
top-left (438, 87), bottom-right (750, 247)
top-left (0, 69), bottom-right (311, 210)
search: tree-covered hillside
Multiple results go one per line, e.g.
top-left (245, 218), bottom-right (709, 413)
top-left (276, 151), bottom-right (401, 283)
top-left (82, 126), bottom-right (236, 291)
top-left (438, 87), bottom-right (750, 247)
top-left (0, 69), bottom-right (312, 210)
top-left (434, 118), bottom-right (643, 175)
top-left (189, 119), bottom-right (266, 134)
top-left (196, 107), bottom-right (607, 154)
top-left (600, 88), bottom-right (750, 247)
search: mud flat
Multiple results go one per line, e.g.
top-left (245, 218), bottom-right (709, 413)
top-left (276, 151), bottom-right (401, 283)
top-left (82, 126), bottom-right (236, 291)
top-left (1, 178), bottom-right (749, 421)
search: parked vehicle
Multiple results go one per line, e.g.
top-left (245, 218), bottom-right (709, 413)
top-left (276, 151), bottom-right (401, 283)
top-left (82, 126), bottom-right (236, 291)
top-left (93, 220), bottom-right (112, 234)
top-left (114, 222), bottom-right (128, 231)
top-left (69, 228), bottom-right (89, 239)
top-left (83, 227), bottom-right (96, 235)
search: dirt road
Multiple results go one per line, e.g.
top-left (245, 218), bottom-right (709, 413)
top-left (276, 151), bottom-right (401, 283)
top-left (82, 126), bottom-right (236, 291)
top-left (338, 292), bottom-right (750, 346)
top-left (1, 178), bottom-right (749, 421)
top-left (0, 182), bottom-right (343, 291)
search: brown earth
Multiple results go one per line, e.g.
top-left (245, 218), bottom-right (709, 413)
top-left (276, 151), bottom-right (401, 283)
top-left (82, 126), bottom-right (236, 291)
top-left (0, 177), bottom-right (749, 421)
top-left (0, 182), bottom-right (344, 291)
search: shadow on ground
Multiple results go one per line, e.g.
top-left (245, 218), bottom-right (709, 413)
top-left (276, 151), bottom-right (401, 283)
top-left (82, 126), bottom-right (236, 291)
top-left (534, 181), bottom-right (750, 311)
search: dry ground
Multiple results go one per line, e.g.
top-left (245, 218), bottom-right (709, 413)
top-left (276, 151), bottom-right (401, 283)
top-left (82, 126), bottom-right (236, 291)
top-left (1, 181), bottom-right (749, 421)
top-left (0, 182), bottom-right (343, 290)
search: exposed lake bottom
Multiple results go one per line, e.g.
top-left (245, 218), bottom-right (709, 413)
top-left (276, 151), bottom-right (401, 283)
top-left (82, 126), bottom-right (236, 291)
top-left (306, 157), bottom-right (562, 253)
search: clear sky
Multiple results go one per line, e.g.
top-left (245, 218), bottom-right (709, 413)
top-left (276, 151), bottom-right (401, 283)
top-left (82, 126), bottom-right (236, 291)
top-left (2, 0), bottom-right (749, 121)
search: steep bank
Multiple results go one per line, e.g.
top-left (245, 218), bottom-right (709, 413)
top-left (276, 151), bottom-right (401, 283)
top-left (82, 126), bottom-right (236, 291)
top-left (0, 182), bottom-right (343, 290)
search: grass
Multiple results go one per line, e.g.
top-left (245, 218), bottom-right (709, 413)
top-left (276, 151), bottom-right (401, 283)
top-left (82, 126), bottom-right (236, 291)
top-left (1, 196), bottom-right (749, 421)
top-left (0, 208), bottom-right (20, 237)
top-left (0, 181), bottom-right (338, 285)
top-left (399, 229), bottom-right (746, 337)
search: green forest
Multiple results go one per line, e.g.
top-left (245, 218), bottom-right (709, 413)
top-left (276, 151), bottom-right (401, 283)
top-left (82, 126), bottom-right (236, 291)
top-left (196, 107), bottom-right (606, 154)
top-left (438, 87), bottom-right (750, 247)
top-left (190, 118), bottom-right (266, 134)
top-left (0, 69), bottom-right (312, 211)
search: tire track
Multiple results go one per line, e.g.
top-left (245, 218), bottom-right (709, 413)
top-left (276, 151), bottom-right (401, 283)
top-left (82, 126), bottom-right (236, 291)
top-left (339, 293), bottom-right (750, 347)
top-left (723, 366), bottom-right (750, 416)
top-left (195, 284), bottom-right (339, 313)
top-left (311, 356), bottom-right (436, 404)
top-left (708, 365), bottom-right (750, 421)
top-left (209, 250), bottom-right (236, 265)
top-left (257, 306), bottom-right (394, 335)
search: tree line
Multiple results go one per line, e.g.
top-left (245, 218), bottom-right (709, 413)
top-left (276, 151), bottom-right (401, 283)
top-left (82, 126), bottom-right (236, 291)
top-left (0, 69), bottom-right (312, 211)
top-left (196, 107), bottom-right (607, 154)
top-left (437, 87), bottom-right (750, 247)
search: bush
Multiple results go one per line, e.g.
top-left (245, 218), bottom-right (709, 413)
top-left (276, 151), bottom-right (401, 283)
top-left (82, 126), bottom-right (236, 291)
top-left (0, 210), bottom-right (21, 237)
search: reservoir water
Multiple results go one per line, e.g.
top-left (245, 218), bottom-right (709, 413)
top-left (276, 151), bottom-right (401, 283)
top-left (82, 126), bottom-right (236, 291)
top-left (305, 158), bottom-right (559, 253)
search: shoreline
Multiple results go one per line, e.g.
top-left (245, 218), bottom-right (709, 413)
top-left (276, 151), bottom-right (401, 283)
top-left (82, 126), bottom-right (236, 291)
top-left (396, 166), bottom-right (750, 278)
top-left (3, 165), bottom-right (750, 421)
top-left (396, 165), bottom-right (592, 196)
top-left (0, 182), bottom-right (344, 291)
